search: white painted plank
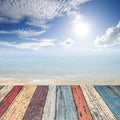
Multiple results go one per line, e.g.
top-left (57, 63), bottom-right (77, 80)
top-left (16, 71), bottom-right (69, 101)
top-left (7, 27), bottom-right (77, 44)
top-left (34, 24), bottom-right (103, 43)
top-left (81, 86), bottom-right (116, 120)
top-left (42, 86), bottom-right (56, 120)
top-left (0, 86), bottom-right (14, 102)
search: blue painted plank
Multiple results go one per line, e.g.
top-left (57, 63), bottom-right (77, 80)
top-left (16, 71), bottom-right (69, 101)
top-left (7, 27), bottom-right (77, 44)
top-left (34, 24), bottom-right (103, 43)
top-left (95, 86), bottom-right (120, 119)
top-left (109, 86), bottom-right (120, 98)
top-left (114, 86), bottom-right (120, 92)
top-left (55, 86), bottom-right (78, 120)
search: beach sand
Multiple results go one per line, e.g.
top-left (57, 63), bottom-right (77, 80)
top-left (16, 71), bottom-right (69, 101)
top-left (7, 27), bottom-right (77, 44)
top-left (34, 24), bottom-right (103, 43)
top-left (0, 79), bottom-right (120, 85)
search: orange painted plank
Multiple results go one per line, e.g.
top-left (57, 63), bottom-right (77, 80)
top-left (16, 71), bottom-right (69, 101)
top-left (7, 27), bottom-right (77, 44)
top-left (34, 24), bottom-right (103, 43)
top-left (71, 85), bottom-right (93, 120)
top-left (0, 86), bottom-right (23, 118)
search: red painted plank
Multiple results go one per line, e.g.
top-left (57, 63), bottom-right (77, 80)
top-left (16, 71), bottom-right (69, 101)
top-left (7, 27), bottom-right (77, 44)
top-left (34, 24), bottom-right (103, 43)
top-left (0, 86), bottom-right (23, 118)
top-left (23, 86), bottom-right (48, 120)
top-left (71, 85), bottom-right (93, 120)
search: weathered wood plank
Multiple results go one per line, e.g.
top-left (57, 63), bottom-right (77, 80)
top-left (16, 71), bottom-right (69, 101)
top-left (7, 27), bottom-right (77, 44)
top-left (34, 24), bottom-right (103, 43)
top-left (23, 86), bottom-right (48, 120)
top-left (0, 86), bottom-right (4, 90)
top-left (114, 86), bottom-right (120, 92)
top-left (95, 86), bottom-right (120, 119)
top-left (109, 86), bottom-right (120, 98)
top-left (71, 85), bottom-right (93, 120)
top-left (55, 86), bottom-right (78, 120)
top-left (0, 86), bottom-right (23, 118)
top-left (0, 86), bottom-right (14, 102)
top-left (81, 86), bottom-right (116, 120)
top-left (42, 86), bottom-right (56, 120)
top-left (0, 86), bottom-right (36, 120)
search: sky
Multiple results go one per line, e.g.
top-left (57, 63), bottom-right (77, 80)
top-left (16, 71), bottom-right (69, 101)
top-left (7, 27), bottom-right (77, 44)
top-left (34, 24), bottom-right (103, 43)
top-left (0, 0), bottom-right (120, 53)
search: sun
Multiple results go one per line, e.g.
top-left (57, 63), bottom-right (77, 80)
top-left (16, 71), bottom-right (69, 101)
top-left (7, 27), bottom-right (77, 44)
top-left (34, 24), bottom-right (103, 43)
top-left (73, 22), bottom-right (90, 37)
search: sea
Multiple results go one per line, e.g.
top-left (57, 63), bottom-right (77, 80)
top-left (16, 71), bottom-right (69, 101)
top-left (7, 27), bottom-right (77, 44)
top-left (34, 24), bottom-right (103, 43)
top-left (0, 51), bottom-right (120, 82)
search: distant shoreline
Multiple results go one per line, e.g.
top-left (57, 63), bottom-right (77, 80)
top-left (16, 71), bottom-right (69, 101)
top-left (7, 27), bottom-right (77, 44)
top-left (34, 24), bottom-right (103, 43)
top-left (0, 79), bottom-right (120, 85)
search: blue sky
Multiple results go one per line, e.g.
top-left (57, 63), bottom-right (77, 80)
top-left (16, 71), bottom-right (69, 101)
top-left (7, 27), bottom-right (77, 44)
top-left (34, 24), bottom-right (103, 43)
top-left (0, 0), bottom-right (120, 52)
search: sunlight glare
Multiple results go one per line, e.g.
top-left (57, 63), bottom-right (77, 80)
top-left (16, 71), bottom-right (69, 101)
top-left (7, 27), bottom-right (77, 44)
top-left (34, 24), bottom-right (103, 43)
top-left (73, 22), bottom-right (90, 37)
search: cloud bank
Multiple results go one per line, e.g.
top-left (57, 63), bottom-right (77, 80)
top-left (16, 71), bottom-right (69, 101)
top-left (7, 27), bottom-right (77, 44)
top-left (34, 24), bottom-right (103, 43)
top-left (0, 39), bottom-right (55, 51)
top-left (95, 22), bottom-right (120, 48)
top-left (0, 0), bottom-right (90, 28)
top-left (0, 0), bottom-right (91, 51)
top-left (0, 29), bottom-right (45, 38)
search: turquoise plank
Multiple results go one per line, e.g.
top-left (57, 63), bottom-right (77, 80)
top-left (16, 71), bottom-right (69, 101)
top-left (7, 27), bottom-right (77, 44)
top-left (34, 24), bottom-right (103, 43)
top-left (55, 86), bottom-right (78, 120)
top-left (95, 86), bottom-right (120, 119)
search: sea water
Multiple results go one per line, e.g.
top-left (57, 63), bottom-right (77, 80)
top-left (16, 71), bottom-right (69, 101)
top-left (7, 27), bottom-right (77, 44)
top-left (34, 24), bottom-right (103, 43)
top-left (0, 51), bottom-right (120, 81)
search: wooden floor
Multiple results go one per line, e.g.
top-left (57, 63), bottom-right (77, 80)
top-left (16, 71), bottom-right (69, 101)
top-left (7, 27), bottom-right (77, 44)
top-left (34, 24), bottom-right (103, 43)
top-left (0, 85), bottom-right (120, 120)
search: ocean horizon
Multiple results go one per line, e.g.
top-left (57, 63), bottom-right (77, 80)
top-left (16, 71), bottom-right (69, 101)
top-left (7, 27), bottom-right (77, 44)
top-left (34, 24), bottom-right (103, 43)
top-left (0, 51), bottom-right (120, 82)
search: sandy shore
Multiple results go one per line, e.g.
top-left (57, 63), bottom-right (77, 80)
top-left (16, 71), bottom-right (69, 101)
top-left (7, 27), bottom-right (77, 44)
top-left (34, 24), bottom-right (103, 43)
top-left (0, 79), bottom-right (120, 85)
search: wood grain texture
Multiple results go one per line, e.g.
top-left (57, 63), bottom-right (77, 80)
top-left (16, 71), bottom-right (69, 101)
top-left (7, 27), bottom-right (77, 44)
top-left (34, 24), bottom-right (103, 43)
top-left (23, 86), bottom-right (48, 120)
top-left (114, 86), bottom-right (120, 92)
top-left (109, 86), bottom-right (120, 98)
top-left (55, 86), bottom-right (78, 120)
top-left (0, 86), bottom-right (23, 118)
top-left (0, 86), bottom-right (36, 120)
top-left (42, 86), bottom-right (56, 120)
top-left (0, 86), bottom-right (4, 90)
top-left (95, 86), bottom-right (120, 119)
top-left (71, 85), bottom-right (93, 120)
top-left (0, 86), bottom-right (14, 102)
top-left (81, 86), bottom-right (116, 120)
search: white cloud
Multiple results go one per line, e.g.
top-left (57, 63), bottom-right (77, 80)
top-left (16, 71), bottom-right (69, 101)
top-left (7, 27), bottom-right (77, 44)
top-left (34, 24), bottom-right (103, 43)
top-left (0, 0), bottom-right (90, 28)
top-left (15, 29), bottom-right (45, 38)
top-left (59, 38), bottom-right (74, 48)
top-left (95, 22), bottom-right (120, 48)
top-left (67, 10), bottom-right (84, 23)
top-left (0, 16), bottom-right (19, 23)
top-left (0, 41), bottom-right (12, 47)
top-left (24, 38), bottom-right (56, 42)
top-left (26, 20), bottom-right (50, 29)
top-left (0, 17), bottom-right (8, 23)
top-left (0, 29), bottom-right (45, 38)
top-left (0, 39), bottom-right (55, 51)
